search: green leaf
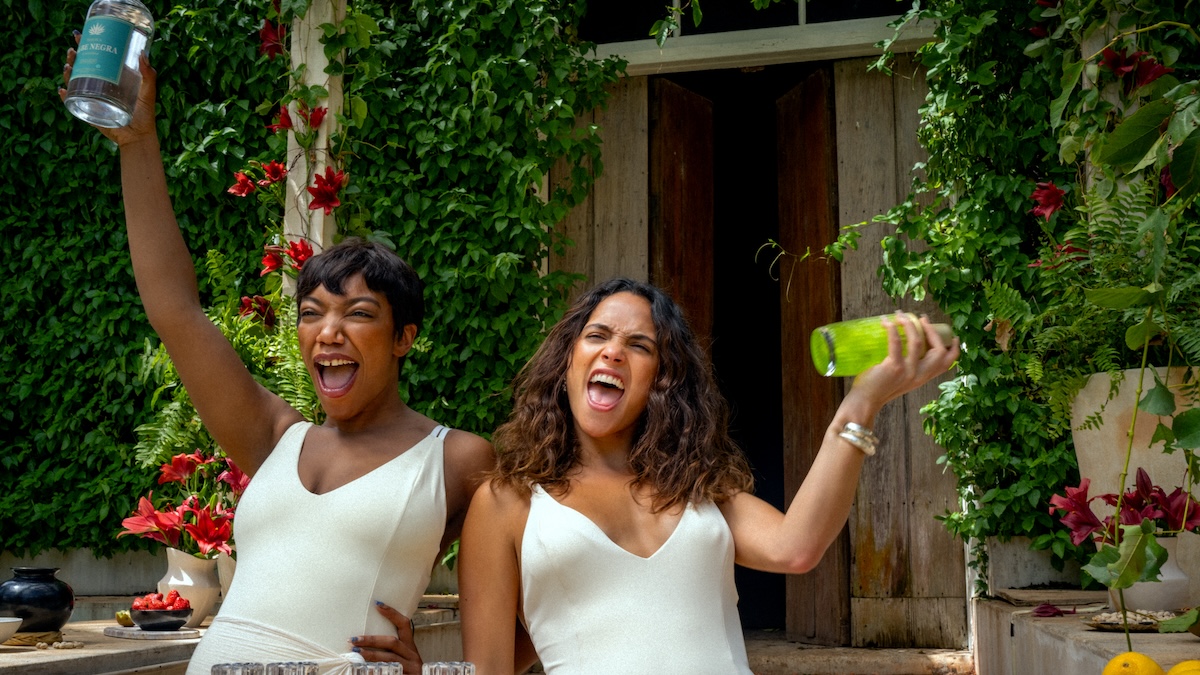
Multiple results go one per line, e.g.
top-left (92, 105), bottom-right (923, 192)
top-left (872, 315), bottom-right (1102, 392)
top-left (1173, 408), bottom-right (1200, 449)
top-left (1137, 380), bottom-right (1175, 416)
top-left (1084, 286), bottom-right (1152, 309)
top-left (1170, 128), bottom-right (1200, 203)
top-left (1096, 98), bottom-right (1174, 172)
top-left (1083, 522), bottom-right (1165, 590)
top-left (1050, 59), bottom-right (1084, 130)
top-left (1159, 607), bottom-right (1199, 633)
top-left (1124, 316), bottom-right (1162, 351)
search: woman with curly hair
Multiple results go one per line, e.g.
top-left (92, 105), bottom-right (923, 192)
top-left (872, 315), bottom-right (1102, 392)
top-left (460, 278), bottom-right (958, 674)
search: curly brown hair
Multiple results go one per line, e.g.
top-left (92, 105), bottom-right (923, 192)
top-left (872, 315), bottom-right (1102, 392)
top-left (491, 278), bottom-right (754, 510)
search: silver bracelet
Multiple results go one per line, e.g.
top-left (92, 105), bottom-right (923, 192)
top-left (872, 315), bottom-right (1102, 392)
top-left (838, 422), bottom-right (878, 456)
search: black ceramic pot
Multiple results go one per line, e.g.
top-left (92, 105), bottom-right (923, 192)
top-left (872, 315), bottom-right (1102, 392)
top-left (0, 567), bottom-right (75, 632)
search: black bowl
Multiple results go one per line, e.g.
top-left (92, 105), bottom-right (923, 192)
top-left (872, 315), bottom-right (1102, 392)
top-left (129, 608), bottom-right (192, 631)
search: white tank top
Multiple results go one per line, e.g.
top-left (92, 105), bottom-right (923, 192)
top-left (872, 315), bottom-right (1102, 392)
top-left (187, 421), bottom-right (447, 674)
top-left (520, 485), bottom-right (752, 675)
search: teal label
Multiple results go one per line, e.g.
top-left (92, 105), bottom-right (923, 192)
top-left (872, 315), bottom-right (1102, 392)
top-left (70, 17), bottom-right (136, 85)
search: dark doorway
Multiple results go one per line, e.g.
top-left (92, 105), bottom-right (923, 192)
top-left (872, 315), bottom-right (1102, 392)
top-left (654, 62), bottom-right (824, 631)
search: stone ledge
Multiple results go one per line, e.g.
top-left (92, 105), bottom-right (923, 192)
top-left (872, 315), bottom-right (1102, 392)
top-left (745, 631), bottom-right (974, 675)
top-left (974, 592), bottom-right (1199, 674)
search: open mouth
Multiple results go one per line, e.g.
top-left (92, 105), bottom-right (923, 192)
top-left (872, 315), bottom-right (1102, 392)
top-left (315, 357), bottom-right (359, 396)
top-left (587, 372), bottom-right (625, 409)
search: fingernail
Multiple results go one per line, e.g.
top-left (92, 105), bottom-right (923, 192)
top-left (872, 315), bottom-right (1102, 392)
top-left (350, 636), bottom-right (359, 643)
top-left (375, 600), bottom-right (385, 607)
top-left (64, 63), bottom-right (69, 72)
top-left (73, 30), bottom-right (81, 37)
top-left (352, 646), bottom-right (361, 653)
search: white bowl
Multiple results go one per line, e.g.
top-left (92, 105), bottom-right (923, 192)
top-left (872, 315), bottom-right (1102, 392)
top-left (0, 617), bottom-right (22, 644)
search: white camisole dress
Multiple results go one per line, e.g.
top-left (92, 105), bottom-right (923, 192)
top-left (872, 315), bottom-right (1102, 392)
top-left (520, 484), bottom-right (752, 675)
top-left (186, 421), bottom-right (448, 675)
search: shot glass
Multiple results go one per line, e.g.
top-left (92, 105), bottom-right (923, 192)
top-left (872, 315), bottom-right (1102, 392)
top-left (350, 663), bottom-right (404, 674)
top-left (421, 663), bottom-right (475, 675)
top-left (266, 662), bottom-right (320, 675)
top-left (211, 665), bottom-right (266, 675)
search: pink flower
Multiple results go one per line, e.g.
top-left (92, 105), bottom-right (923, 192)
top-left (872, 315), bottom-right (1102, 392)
top-left (218, 460), bottom-right (251, 498)
top-left (118, 495), bottom-right (183, 548)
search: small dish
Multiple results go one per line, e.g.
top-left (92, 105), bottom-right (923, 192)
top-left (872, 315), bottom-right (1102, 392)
top-left (0, 617), bottom-right (22, 643)
top-left (130, 608), bottom-right (193, 631)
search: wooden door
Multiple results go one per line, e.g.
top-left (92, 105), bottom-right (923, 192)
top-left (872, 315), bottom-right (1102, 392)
top-left (649, 79), bottom-right (715, 343)
top-left (776, 68), bottom-right (847, 645)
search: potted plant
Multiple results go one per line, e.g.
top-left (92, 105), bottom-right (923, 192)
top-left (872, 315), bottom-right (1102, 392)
top-left (117, 449), bottom-right (246, 627)
top-left (1049, 467), bottom-right (1199, 615)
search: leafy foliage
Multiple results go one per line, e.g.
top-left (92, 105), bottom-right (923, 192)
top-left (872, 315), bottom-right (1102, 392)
top-left (1, 0), bottom-right (622, 556)
top-left (858, 0), bottom-right (1200, 594)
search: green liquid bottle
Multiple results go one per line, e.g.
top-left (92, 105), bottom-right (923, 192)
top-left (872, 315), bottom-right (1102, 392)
top-left (810, 314), bottom-right (955, 377)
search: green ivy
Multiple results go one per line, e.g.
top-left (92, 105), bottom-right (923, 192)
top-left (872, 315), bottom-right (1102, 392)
top-left (1, 0), bottom-right (622, 557)
top-left (856, 0), bottom-right (1200, 593)
top-left (843, 0), bottom-right (1093, 587)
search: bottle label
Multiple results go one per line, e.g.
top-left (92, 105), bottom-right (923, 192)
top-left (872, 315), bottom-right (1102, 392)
top-left (70, 16), bottom-right (141, 85)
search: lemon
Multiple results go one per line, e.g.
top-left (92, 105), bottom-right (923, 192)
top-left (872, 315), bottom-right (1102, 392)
top-left (1166, 661), bottom-right (1200, 675)
top-left (114, 609), bottom-right (134, 627)
top-left (1104, 652), bottom-right (1166, 675)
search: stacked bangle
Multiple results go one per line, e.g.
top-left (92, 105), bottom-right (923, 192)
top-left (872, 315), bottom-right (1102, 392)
top-left (838, 422), bottom-right (879, 456)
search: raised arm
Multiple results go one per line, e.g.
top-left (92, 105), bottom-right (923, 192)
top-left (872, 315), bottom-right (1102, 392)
top-left (720, 313), bottom-right (960, 574)
top-left (61, 49), bottom-right (299, 475)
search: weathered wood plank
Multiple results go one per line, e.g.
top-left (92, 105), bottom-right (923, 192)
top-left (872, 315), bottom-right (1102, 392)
top-left (889, 51), bottom-right (966, 605)
top-left (850, 597), bottom-right (969, 648)
top-left (777, 68), bottom-right (848, 646)
top-left (594, 76), bottom-right (649, 283)
top-left (649, 78), bottom-right (714, 342)
top-left (834, 58), bottom-right (909, 603)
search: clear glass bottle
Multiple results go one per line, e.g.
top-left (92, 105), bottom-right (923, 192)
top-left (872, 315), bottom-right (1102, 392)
top-left (64, 0), bottom-right (154, 128)
top-left (810, 313), bottom-right (955, 377)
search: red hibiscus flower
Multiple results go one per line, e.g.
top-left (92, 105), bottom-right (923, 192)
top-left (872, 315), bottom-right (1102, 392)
top-left (1029, 25), bottom-right (1048, 38)
top-left (118, 495), bottom-right (183, 548)
top-left (1048, 479), bottom-right (1107, 546)
top-left (1029, 181), bottom-right (1065, 221)
top-left (259, 20), bottom-right (287, 59)
top-left (1100, 47), bottom-right (1146, 79)
top-left (238, 295), bottom-right (277, 328)
top-left (227, 172), bottom-right (257, 197)
top-left (218, 460), bottom-right (251, 498)
top-left (257, 160), bottom-right (288, 187)
top-left (307, 106), bottom-right (327, 129)
top-left (286, 239), bottom-right (314, 270)
top-left (261, 251), bottom-right (284, 277)
top-left (267, 106), bottom-right (294, 133)
top-left (306, 166), bottom-right (346, 215)
top-left (1162, 166), bottom-right (1177, 199)
top-left (1134, 58), bottom-right (1174, 90)
top-left (158, 451), bottom-right (208, 484)
top-left (181, 500), bottom-right (235, 557)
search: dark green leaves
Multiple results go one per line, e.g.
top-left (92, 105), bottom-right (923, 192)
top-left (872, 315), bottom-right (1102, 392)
top-left (1096, 98), bottom-right (1174, 172)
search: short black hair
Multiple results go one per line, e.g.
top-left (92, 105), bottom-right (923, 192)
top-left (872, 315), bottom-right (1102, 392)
top-left (295, 238), bottom-right (424, 371)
